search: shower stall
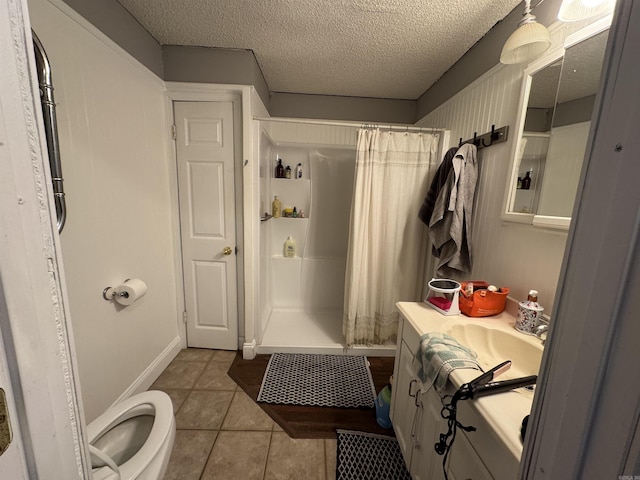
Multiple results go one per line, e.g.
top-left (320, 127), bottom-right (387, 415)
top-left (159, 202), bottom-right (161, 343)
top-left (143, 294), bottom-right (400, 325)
top-left (254, 118), bottom-right (446, 356)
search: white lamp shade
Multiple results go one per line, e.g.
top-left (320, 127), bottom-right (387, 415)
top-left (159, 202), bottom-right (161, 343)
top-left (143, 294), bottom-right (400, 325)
top-left (558, 0), bottom-right (616, 22)
top-left (500, 21), bottom-right (551, 64)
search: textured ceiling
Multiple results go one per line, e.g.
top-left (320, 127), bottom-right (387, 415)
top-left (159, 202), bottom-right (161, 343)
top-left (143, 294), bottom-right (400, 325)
top-left (117, 0), bottom-right (521, 99)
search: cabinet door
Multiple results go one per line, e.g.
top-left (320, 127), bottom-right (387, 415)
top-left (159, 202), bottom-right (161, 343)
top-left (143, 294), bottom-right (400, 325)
top-left (392, 341), bottom-right (419, 467)
top-left (412, 387), bottom-right (447, 480)
top-left (447, 430), bottom-right (494, 480)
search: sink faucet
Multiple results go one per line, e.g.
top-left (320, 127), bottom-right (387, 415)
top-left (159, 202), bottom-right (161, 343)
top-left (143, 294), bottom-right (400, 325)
top-left (535, 324), bottom-right (549, 345)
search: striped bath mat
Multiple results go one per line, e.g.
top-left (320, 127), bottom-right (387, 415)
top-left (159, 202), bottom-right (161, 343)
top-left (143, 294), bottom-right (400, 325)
top-left (257, 353), bottom-right (376, 408)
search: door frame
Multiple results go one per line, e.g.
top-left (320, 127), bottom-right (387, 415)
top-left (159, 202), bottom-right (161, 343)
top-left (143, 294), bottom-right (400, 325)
top-left (0, 0), bottom-right (89, 476)
top-left (164, 84), bottom-right (247, 350)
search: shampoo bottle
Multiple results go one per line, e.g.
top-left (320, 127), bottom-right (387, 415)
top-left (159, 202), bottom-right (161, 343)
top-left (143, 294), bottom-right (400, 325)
top-left (295, 163), bottom-right (303, 179)
top-left (283, 236), bottom-right (296, 258)
top-left (272, 196), bottom-right (281, 218)
top-left (275, 158), bottom-right (285, 178)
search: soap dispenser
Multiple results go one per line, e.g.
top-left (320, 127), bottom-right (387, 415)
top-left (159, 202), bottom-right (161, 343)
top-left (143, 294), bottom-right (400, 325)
top-left (516, 290), bottom-right (544, 334)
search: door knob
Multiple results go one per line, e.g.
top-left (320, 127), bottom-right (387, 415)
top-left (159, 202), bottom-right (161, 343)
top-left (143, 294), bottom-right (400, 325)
top-left (222, 246), bottom-right (233, 255)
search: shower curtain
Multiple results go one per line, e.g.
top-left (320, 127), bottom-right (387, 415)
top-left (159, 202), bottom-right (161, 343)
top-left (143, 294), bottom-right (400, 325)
top-left (343, 129), bottom-right (439, 345)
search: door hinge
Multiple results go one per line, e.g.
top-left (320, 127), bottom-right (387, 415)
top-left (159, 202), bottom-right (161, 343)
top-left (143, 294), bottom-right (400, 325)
top-left (171, 124), bottom-right (177, 140)
top-left (182, 311), bottom-right (188, 323)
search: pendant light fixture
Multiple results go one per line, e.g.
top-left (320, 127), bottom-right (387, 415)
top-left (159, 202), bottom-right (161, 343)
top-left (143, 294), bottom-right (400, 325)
top-left (558, 0), bottom-right (616, 22)
top-left (500, 0), bottom-right (551, 65)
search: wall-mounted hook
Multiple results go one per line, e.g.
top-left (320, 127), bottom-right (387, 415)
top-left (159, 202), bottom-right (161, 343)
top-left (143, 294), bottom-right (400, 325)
top-left (459, 137), bottom-right (463, 147)
top-left (473, 132), bottom-right (480, 147)
top-left (482, 125), bottom-right (498, 147)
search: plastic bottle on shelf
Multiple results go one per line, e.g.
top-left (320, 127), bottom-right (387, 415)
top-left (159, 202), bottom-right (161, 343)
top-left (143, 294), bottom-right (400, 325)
top-left (522, 171), bottom-right (531, 190)
top-left (272, 196), bottom-right (281, 218)
top-left (295, 163), bottom-right (303, 179)
top-left (275, 158), bottom-right (285, 178)
top-left (292, 207), bottom-right (298, 218)
top-left (285, 166), bottom-right (292, 179)
top-left (283, 236), bottom-right (296, 258)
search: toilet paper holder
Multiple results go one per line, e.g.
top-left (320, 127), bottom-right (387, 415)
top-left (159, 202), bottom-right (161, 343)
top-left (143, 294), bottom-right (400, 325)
top-left (103, 279), bottom-right (131, 301)
top-left (103, 278), bottom-right (148, 306)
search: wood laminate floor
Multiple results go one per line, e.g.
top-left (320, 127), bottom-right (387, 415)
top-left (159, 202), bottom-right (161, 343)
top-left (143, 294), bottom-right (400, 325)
top-left (227, 353), bottom-right (396, 439)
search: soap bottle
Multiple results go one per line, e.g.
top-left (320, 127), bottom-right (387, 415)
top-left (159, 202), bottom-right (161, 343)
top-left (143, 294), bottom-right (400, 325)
top-left (522, 171), bottom-right (531, 190)
top-left (285, 165), bottom-right (292, 179)
top-left (516, 290), bottom-right (544, 334)
top-left (295, 163), bottom-right (303, 179)
top-left (283, 236), bottom-right (296, 258)
top-left (275, 158), bottom-right (285, 178)
top-left (272, 196), bottom-right (281, 218)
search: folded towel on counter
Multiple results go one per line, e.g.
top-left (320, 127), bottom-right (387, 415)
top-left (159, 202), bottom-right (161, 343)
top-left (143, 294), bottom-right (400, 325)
top-left (413, 332), bottom-right (482, 392)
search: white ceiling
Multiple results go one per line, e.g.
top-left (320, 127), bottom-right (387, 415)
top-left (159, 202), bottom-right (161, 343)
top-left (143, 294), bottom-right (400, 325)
top-left (117, 0), bottom-right (521, 99)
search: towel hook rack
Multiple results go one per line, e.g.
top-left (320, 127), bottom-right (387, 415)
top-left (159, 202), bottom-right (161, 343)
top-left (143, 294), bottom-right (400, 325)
top-left (457, 125), bottom-right (509, 152)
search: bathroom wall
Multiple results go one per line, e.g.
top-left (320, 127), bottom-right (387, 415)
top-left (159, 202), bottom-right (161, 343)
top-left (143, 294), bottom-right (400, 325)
top-left (416, 21), bottom-right (601, 313)
top-left (28, 0), bottom-right (180, 421)
top-left (61, 0), bottom-right (162, 76)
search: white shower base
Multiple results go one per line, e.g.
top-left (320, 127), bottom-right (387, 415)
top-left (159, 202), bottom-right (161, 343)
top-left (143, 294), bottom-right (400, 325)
top-left (257, 308), bottom-right (396, 357)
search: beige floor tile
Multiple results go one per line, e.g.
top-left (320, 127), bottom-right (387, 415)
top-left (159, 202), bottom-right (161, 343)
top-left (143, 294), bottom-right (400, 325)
top-left (164, 429), bottom-right (218, 480)
top-left (273, 421), bottom-right (284, 432)
top-left (201, 431), bottom-right (271, 480)
top-left (152, 388), bottom-right (189, 414)
top-left (151, 360), bottom-right (207, 390)
top-left (194, 358), bottom-right (237, 391)
top-left (211, 349), bottom-right (238, 367)
top-left (222, 390), bottom-right (275, 431)
top-left (175, 390), bottom-right (234, 430)
top-left (325, 439), bottom-right (337, 480)
top-left (175, 348), bottom-right (215, 362)
top-left (265, 432), bottom-right (326, 480)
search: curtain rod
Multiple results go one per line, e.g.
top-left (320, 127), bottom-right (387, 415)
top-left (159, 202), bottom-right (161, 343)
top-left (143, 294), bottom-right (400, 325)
top-left (253, 116), bottom-right (444, 133)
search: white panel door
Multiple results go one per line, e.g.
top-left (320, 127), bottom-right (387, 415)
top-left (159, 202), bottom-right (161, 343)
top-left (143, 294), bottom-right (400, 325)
top-left (174, 101), bottom-right (238, 350)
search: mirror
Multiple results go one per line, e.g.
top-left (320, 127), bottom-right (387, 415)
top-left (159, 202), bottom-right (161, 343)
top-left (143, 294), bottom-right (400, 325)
top-left (505, 18), bottom-right (611, 229)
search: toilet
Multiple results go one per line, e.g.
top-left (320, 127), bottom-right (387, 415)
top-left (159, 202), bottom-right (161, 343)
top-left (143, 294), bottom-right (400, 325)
top-left (87, 390), bottom-right (176, 480)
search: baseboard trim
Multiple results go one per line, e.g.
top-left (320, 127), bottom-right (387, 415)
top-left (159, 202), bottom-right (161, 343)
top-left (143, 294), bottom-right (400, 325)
top-left (111, 336), bottom-right (182, 406)
top-left (242, 340), bottom-right (257, 359)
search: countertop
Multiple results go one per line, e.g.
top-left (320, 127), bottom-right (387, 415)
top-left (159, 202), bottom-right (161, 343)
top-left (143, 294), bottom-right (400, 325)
top-left (396, 301), bottom-right (543, 469)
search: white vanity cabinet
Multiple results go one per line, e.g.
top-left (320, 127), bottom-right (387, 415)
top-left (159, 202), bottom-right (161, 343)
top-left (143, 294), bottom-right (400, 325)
top-left (391, 307), bottom-right (513, 480)
top-left (391, 313), bottom-right (447, 479)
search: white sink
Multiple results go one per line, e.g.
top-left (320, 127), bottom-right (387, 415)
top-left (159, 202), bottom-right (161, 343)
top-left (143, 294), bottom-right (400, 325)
top-left (446, 323), bottom-right (543, 380)
top-left (396, 302), bottom-right (547, 468)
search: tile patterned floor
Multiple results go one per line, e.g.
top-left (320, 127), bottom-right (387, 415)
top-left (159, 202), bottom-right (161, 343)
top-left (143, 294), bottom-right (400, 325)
top-left (151, 348), bottom-right (336, 480)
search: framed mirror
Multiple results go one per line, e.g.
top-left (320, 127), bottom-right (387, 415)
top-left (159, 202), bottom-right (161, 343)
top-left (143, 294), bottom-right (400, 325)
top-left (504, 17), bottom-right (612, 230)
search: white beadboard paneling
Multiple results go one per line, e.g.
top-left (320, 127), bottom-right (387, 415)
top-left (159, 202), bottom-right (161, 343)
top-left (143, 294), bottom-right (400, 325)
top-left (417, 62), bottom-right (568, 313)
top-left (29, 0), bottom-right (179, 421)
top-left (262, 120), bottom-right (358, 146)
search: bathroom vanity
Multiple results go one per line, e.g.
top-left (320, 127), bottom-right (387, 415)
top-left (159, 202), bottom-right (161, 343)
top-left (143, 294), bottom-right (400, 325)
top-left (390, 302), bottom-right (543, 479)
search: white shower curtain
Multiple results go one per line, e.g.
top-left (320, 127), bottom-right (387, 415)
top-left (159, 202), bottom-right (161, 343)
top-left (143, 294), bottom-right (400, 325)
top-left (343, 129), bottom-right (439, 345)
